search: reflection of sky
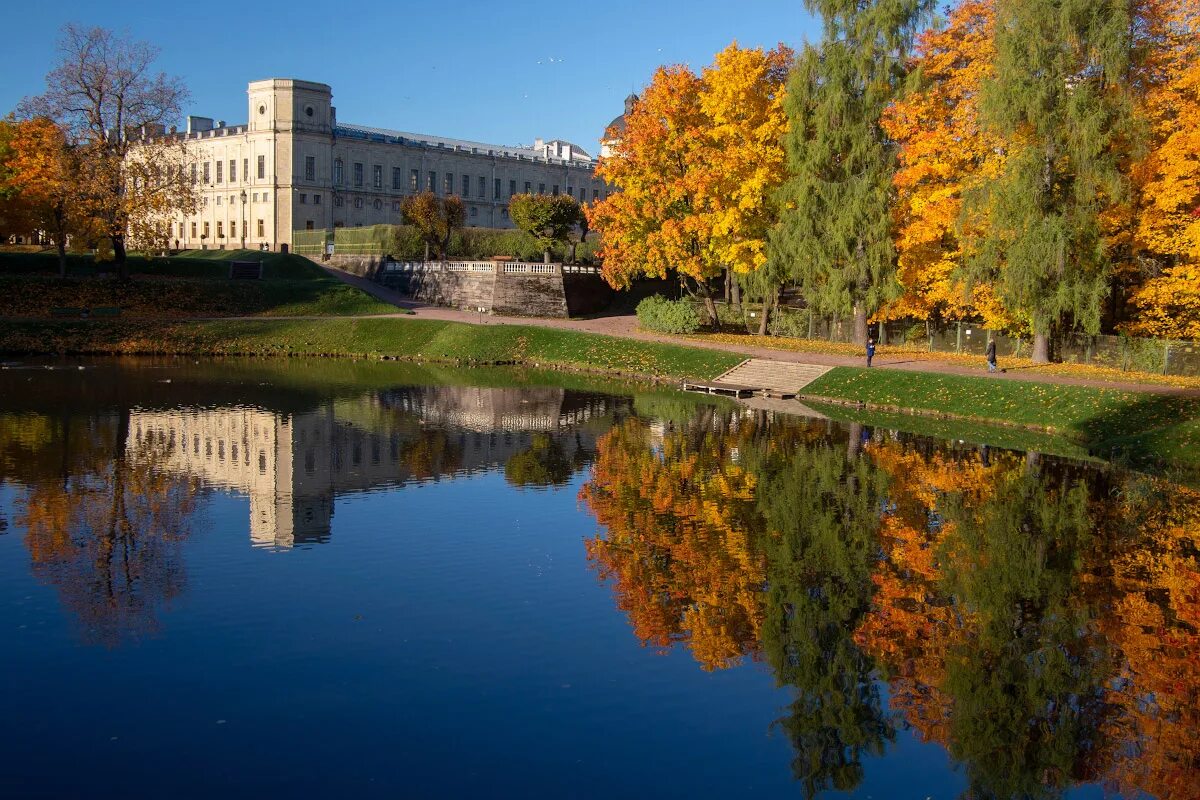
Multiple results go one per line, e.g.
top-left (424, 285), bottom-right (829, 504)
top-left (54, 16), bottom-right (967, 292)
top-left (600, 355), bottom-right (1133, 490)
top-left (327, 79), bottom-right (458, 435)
top-left (0, 457), bottom-right (1000, 799)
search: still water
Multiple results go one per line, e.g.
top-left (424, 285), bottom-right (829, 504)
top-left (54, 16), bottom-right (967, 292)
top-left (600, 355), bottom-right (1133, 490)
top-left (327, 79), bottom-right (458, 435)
top-left (0, 358), bottom-right (1195, 799)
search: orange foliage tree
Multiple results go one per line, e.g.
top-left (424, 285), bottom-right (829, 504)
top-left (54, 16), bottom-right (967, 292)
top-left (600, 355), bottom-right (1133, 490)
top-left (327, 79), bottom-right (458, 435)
top-left (881, 0), bottom-right (1011, 328)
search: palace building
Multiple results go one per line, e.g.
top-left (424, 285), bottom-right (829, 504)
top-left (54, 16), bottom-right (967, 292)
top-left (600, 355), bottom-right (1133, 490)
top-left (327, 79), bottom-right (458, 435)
top-left (170, 79), bottom-right (608, 251)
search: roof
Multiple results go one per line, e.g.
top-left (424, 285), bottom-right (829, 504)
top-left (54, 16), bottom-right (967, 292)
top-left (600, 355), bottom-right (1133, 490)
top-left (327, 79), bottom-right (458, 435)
top-left (604, 93), bottom-right (639, 139)
top-left (334, 123), bottom-right (594, 164)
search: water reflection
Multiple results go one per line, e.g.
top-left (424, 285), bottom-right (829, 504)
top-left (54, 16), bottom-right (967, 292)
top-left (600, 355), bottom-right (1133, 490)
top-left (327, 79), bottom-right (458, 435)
top-left (580, 413), bottom-right (1200, 800)
top-left (2, 362), bottom-right (1197, 798)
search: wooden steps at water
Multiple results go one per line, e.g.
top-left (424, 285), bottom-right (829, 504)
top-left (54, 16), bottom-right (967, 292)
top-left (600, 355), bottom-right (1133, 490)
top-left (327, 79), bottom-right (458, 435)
top-left (683, 359), bottom-right (831, 399)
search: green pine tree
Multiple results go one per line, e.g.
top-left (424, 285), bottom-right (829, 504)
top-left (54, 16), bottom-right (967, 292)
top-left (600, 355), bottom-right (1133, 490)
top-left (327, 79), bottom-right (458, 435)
top-left (772, 0), bottom-right (931, 346)
top-left (964, 0), bottom-right (1134, 363)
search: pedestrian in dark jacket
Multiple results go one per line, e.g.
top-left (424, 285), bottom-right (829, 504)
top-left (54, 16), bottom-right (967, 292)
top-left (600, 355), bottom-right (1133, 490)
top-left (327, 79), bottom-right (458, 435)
top-left (866, 338), bottom-right (876, 368)
top-left (986, 337), bottom-right (997, 372)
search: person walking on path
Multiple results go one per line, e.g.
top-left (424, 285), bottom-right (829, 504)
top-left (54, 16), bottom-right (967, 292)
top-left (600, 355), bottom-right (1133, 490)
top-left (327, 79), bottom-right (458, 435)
top-left (986, 337), bottom-right (998, 373)
top-left (866, 338), bottom-right (876, 368)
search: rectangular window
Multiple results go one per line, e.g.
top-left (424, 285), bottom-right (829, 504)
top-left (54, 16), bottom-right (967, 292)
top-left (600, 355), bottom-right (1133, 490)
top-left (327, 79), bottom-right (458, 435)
top-left (230, 160), bottom-right (237, 182)
top-left (216, 161), bottom-right (223, 183)
top-left (230, 220), bottom-right (237, 237)
top-left (470, 206), bottom-right (477, 217)
top-left (525, 181), bottom-right (532, 194)
top-left (444, 173), bottom-right (453, 194)
top-left (306, 220), bottom-right (314, 231)
top-left (313, 194), bottom-right (321, 205)
top-left (334, 160), bottom-right (343, 185)
top-left (409, 169), bottom-right (419, 191)
top-left (552, 185), bottom-right (559, 196)
top-left (306, 156), bottom-right (316, 182)
top-left (393, 167), bottom-right (402, 190)
top-left (203, 221), bottom-right (210, 238)
top-left (257, 155), bottom-right (265, 180)
top-left (257, 219), bottom-right (264, 237)
top-left (509, 180), bottom-right (517, 197)
top-left (462, 174), bottom-right (471, 196)
top-left (190, 164), bottom-right (197, 184)
top-left (479, 176), bottom-right (486, 198)
top-left (593, 188), bottom-right (599, 200)
top-left (494, 178), bottom-right (502, 200)
top-left (427, 171), bottom-right (436, 192)
top-left (191, 222), bottom-right (197, 237)
top-left (567, 186), bottom-right (574, 198)
top-left (299, 193), bottom-right (307, 204)
top-left (203, 162), bottom-right (211, 183)
top-left (580, 188), bottom-right (586, 202)
top-left (243, 158), bottom-right (248, 182)
top-left (373, 164), bottom-right (382, 188)
top-left (353, 162), bottom-right (363, 187)
top-left (217, 221), bottom-right (223, 238)
top-left (539, 183), bottom-right (546, 195)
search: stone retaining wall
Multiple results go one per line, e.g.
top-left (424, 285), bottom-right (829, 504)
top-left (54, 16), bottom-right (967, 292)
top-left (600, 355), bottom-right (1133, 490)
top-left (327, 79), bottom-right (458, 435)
top-left (379, 261), bottom-right (612, 319)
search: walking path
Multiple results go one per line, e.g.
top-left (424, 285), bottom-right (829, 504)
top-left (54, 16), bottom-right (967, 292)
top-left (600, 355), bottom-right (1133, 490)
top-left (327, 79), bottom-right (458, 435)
top-left (315, 265), bottom-right (1200, 398)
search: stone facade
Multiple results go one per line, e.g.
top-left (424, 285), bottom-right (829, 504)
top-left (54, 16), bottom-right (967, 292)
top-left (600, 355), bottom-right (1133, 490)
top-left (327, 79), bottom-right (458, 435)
top-left (169, 79), bottom-right (608, 251)
top-left (381, 261), bottom-right (612, 318)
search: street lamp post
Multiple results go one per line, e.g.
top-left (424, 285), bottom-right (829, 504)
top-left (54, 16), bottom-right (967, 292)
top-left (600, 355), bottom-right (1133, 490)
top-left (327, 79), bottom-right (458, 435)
top-left (240, 190), bottom-right (247, 249)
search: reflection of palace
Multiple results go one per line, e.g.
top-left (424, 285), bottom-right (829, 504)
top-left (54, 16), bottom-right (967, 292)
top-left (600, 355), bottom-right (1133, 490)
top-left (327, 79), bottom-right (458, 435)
top-left (128, 387), bottom-right (615, 548)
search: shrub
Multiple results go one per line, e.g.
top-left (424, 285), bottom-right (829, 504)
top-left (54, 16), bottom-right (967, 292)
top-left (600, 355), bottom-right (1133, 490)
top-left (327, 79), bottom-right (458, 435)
top-left (768, 307), bottom-right (810, 338)
top-left (636, 295), bottom-right (702, 334)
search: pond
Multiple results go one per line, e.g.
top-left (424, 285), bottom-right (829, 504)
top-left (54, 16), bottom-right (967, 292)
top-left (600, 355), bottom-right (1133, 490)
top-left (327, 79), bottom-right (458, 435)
top-left (0, 358), bottom-right (1196, 799)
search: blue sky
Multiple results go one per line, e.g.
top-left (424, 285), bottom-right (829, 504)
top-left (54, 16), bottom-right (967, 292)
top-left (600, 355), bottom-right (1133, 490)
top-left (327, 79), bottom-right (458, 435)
top-left (0, 0), bottom-right (821, 154)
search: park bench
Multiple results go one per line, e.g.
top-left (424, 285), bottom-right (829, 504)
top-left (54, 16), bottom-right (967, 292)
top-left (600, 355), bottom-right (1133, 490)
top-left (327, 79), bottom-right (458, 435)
top-left (50, 307), bottom-right (86, 318)
top-left (229, 260), bottom-right (263, 280)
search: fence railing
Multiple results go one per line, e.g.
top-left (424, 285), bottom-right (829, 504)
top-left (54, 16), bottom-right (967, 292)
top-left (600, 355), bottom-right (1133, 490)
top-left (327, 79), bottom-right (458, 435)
top-left (382, 260), bottom-right (600, 276)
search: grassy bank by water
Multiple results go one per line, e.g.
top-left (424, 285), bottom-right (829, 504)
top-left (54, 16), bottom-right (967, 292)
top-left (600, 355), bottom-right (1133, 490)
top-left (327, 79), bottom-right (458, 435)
top-left (0, 249), bottom-right (396, 318)
top-left (803, 367), bottom-right (1200, 476)
top-left (0, 317), bottom-right (743, 381)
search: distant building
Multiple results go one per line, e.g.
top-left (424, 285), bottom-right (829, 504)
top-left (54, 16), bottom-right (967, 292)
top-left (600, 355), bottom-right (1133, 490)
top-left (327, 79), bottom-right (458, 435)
top-left (169, 79), bottom-right (609, 251)
top-left (600, 93), bottom-right (638, 159)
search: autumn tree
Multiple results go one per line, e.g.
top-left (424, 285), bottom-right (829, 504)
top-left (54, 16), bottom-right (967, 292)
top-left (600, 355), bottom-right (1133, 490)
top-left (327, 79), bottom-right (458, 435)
top-left (2, 118), bottom-right (85, 276)
top-left (963, 0), bottom-right (1135, 362)
top-left (773, 0), bottom-right (932, 346)
top-left (703, 43), bottom-right (793, 332)
top-left (19, 24), bottom-right (194, 278)
top-left (588, 65), bottom-right (723, 321)
top-left (881, 0), bottom-right (1011, 328)
top-left (508, 192), bottom-right (583, 263)
top-left (399, 191), bottom-right (465, 260)
top-left (1123, 0), bottom-right (1200, 339)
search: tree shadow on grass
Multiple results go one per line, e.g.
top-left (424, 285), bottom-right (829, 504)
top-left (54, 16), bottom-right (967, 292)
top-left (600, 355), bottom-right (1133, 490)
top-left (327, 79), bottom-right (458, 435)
top-left (1072, 393), bottom-right (1200, 485)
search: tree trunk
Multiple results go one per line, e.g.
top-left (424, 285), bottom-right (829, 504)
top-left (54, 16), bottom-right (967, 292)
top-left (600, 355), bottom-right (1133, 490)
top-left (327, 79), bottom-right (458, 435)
top-left (543, 248), bottom-right (551, 264)
top-left (853, 302), bottom-right (869, 346)
top-left (730, 276), bottom-right (741, 313)
top-left (758, 287), bottom-right (774, 336)
top-left (1032, 331), bottom-right (1050, 364)
top-left (724, 269), bottom-right (731, 304)
top-left (113, 234), bottom-right (129, 280)
top-left (57, 239), bottom-right (68, 278)
top-left (424, 241), bottom-right (430, 262)
top-left (694, 280), bottom-right (719, 328)
top-left (878, 320), bottom-right (887, 345)
top-left (569, 242), bottom-right (577, 264)
top-left (847, 422), bottom-right (863, 461)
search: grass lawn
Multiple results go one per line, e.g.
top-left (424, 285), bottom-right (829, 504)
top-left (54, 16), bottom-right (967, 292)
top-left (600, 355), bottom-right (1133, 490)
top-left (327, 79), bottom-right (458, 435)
top-left (803, 366), bottom-right (1200, 475)
top-left (0, 249), bottom-right (397, 318)
top-left (0, 317), bottom-right (744, 381)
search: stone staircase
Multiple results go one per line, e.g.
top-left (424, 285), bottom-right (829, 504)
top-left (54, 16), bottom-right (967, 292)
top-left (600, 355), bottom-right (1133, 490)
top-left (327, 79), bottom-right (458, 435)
top-left (684, 359), bottom-right (830, 398)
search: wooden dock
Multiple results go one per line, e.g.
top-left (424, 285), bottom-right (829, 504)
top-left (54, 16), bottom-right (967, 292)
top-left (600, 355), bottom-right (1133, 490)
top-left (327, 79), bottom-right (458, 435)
top-left (683, 359), bottom-right (831, 399)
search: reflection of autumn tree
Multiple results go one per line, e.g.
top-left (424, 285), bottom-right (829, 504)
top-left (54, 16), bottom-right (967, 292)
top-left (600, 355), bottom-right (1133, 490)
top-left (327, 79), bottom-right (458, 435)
top-left (1099, 476), bottom-right (1200, 800)
top-left (580, 417), bottom-right (766, 671)
top-left (937, 469), bottom-right (1108, 800)
top-left (16, 413), bottom-right (201, 647)
top-left (399, 430), bottom-right (462, 480)
top-left (754, 439), bottom-right (894, 799)
top-left (504, 434), bottom-right (575, 488)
